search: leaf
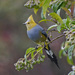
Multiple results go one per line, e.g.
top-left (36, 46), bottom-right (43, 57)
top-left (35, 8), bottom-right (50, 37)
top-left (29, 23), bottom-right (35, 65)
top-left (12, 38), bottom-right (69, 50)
top-left (57, 25), bottom-right (61, 32)
top-left (68, 71), bottom-right (75, 75)
top-left (39, 19), bottom-right (52, 23)
top-left (31, 50), bottom-right (35, 58)
top-left (62, 19), bottom-right (67, 24)
top-left (41, 9), bottom-right (46, 19)
top-left (40, 0), bottom-right (44, 2)
top-left (62, 18), bottom-right (71, 29)
top-left (36, 47), bottom-right (43, 54)
top-left (49, 12), bottom-right (63, 24)
top-left (39, 0), bottom-right (45, 7)
top-left (24, 54), bottom-right (27, 61)
top-left (57, 9), bottom-right (61, 16)
top-left (67, 45), bottom-right (74, 65)
top-left (52, 3), bottom-right (57, 13)
top-left (61, 23), bottom-right (67, 30)
top-left (59, 50), bottom-right (63, 58)
top-left (68, 45), bottom-right (74, 58)
top-left (40, 49), bottom-right (43, 54)
top-left (36, 47), bottom-right (42, 51)
top-left (26, 47), bottom-right (35, 55)
top-left (47, 24), bottom-right (57, 31)
top-left (34, 8), bottom-right (39, 14)
top-left (62, 7), bottom-right (72, 18)
top-left (67, 56), bottom-right (74, 65)
top-left (57, 1), bottom-right (64, 10)
top-left (42, 0), bottom-right (51, 18)
top-left (71, 21), bottom-right (75, 25)
top-left (52, 1), bottom-right (64, 13)
top-left (66, 18), bottom-right (70, 29)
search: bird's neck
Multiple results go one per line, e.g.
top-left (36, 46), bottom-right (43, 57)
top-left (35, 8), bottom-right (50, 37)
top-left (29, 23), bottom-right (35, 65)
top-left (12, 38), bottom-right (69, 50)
top-left (26, 23), bottom-right (37, 31)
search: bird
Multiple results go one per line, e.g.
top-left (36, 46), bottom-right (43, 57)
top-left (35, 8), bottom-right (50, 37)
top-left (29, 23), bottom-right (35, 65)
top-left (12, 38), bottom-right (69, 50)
top-left (23, 15), bottom-right (59, 68)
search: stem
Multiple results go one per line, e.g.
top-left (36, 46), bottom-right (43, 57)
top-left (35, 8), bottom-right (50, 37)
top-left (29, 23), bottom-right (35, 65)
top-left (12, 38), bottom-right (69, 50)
top-left (51, 34), bottom-right (64, 43)
top-left (47, 34), bottom-right (64, 45)
top-left (29, 47), bottom-right (43, 62)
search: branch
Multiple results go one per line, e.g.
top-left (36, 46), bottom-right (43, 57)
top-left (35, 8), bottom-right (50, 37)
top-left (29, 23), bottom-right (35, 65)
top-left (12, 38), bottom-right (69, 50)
top-left (23, 34), bottom-right (64, 62)
top-left (48, 34), bottom-right (64, 44)
top-left (51, 34), bottom-right (64, 42)
top-left (29, 47), bottom-right (43, 62)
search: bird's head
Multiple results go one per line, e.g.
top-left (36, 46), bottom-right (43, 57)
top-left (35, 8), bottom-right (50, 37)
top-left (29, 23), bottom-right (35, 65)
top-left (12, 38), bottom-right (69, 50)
top-left (23, 15), bottom-right (37, 31)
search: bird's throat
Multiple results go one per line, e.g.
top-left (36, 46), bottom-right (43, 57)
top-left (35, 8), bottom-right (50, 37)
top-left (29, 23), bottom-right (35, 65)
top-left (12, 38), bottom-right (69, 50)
top-left (26, 23), bottom-right (37, 31)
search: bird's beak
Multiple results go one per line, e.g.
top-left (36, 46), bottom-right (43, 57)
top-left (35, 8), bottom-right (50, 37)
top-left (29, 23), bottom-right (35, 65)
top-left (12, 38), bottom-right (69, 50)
top-left (23, 22), bottom-right (26, 25)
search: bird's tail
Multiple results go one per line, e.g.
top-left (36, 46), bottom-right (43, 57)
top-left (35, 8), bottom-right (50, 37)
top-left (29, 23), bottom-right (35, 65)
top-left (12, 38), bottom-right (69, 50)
top-left (44, 44), bottom-right (60, 69)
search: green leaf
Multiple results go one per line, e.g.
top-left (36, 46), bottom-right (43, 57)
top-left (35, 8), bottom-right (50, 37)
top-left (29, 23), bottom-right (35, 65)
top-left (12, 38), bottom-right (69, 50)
top-left (59, 42), bottom-right (65, 58)
top-left (49, 12), bottom-right (63, 24)
top-left (42, 0), bottom-right (51, 18)
top-left (71, 21), bottom-right (75, 25)
top-left (39, 19), bottom-right (52, 23)
top-left (40, 0), bottom-right (44, 3)
top-left (66, 18), bottom-right (70, 26)
top-left (36, 47), bottom-right (43, 54)
top-left (34, 8), bottom-right (39, 14)
top-left (36, 47), bottom-right (42, 52)
top-left (24, 54), bottom-right (27, 61)
top-left (57, 25), bottom-right (61, 32)
top-left (57, 1), bottom-right (64, 10)
top-left (61, 23), bottom-right (67, 30)
top-left (67, 56), bottom-right (74, 65)
top-left (68, 45), bottom-right (74, 59)
top-left (62, 7), bottom-right (71, 17)
top-left (67, 45), bottom-right (74, 65)
top-left (61, 18), bottom-right (71, 30)
top-left (40, 49), bottom-right (43, 54)
top-left (41, 9), bottom-right (46, 19)
top-left (57, 9), bottom-right (61, 16)
top-left (62, 19), bottom-right (67, 24)
top-left (31, 50), bottom-right (35, 58)
top-left (47, 24), bottom-right (57, 31)
top-left (39, 0), bottom-right (45, 7)
top-left (59, 50), bottom-right (63, 58)
top-left (66, 18), bottom-right (70, 29)
top-left (52, 3), bottom-right (57, 13)
top-left (26, 47), bottom-right (35, 55)
top-left (51, 1), bottom-right (66, 13)
top-left (68, 71), bottom-right (75, 75)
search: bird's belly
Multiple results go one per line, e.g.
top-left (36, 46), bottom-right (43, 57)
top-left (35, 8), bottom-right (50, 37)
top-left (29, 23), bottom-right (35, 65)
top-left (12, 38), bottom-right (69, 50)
top-left (27, 29), bottom-right (46, 43)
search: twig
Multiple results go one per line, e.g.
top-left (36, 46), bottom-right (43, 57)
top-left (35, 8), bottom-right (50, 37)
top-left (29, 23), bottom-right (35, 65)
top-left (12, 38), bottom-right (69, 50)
top-left (29, 47), bottom-right (43, 62)
top-left (51, 34), bottom-right (64, 42)
top-left (48, 34), bottom-right (64, 44)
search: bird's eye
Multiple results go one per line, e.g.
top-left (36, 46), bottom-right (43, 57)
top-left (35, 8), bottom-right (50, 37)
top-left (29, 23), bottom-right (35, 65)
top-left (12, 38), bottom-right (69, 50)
top-left (28, 22), bottom-right (30, 24)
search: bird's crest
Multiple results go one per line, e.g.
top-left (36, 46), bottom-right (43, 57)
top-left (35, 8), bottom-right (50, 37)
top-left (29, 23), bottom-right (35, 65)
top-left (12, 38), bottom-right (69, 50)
top-left (28, 15), bottom-right (33, 20)
top-left (28, 15), bottom-right (34, 22)
top-left (25, 15), bottom-right (37, 31)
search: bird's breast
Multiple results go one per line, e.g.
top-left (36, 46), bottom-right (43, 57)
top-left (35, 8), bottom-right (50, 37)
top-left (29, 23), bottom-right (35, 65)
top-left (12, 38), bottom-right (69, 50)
top-left (27, 25), bottom-right (46, 43)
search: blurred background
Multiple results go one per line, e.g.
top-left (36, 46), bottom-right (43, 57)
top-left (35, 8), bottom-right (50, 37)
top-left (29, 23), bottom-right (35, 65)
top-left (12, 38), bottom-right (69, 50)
top-left (0, 0), bottom-right (72, 75)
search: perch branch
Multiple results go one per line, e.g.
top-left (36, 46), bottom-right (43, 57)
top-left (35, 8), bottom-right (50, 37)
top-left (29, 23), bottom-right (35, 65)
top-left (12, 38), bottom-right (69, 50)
top-left (48, 34), bottom-right (64, 44)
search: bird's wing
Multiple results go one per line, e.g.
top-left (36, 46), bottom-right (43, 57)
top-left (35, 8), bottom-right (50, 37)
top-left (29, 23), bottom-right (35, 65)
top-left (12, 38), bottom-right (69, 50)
top-left (41, 30), bottom-right (51, 41)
